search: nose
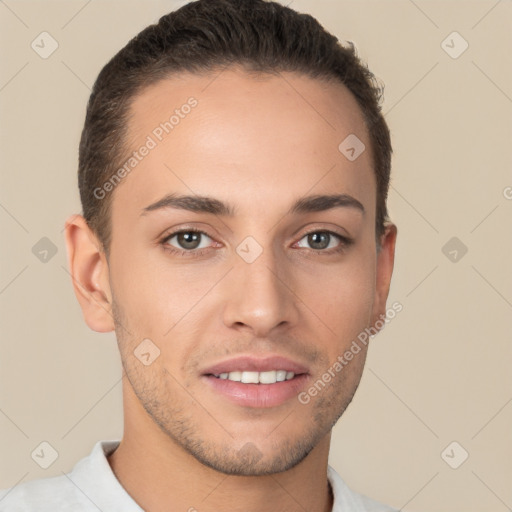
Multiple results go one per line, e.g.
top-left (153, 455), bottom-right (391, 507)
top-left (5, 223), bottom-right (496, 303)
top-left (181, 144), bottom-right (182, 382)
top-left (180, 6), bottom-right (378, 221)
top-left (222, 246), bottom-right (300, 338)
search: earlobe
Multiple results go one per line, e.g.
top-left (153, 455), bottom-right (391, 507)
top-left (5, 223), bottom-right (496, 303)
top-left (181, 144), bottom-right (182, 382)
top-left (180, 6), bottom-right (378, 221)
top-left (64, 214), bottom-right (115, 333)
top-left (371, 222), bottom-right (398, 331)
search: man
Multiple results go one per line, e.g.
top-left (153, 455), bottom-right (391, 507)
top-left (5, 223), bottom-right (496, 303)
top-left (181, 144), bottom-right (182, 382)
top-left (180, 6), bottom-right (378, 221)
top-left (0, 0), bottom-right (398, 510)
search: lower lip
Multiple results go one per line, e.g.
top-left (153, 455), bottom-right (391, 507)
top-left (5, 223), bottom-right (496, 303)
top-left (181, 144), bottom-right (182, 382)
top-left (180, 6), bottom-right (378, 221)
top-left (202, 374), bottom-right (309, 408)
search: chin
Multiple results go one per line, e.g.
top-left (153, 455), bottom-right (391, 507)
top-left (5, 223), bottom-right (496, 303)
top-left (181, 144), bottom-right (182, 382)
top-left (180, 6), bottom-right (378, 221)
top-left (172, 424), bottom-right (325, 476)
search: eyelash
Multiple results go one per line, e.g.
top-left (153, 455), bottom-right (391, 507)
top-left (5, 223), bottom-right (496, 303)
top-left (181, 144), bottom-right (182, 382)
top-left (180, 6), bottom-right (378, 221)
top-left (159, 227), bottom-right (353, 259)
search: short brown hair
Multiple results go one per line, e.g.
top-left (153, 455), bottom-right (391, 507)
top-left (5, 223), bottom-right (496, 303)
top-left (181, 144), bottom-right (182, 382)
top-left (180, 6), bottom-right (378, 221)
top-left (78, 0), bottom-right (392, 256)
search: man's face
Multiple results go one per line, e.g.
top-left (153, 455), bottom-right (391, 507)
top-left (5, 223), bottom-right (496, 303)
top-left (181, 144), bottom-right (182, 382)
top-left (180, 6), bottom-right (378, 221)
top-left (105, 68), bottom-right (394, 475)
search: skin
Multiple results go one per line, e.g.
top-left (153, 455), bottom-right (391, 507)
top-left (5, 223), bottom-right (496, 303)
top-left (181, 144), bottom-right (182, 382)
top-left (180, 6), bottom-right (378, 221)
top-left (65, 67), bottom-right (397, 512)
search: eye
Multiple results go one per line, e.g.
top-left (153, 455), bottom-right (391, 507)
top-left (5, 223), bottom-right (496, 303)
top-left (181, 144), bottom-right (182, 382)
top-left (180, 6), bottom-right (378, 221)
top-left (163, 229), bottom-right (214, 251)
top-left (295, 230), bottom-right (350, 252)
top-left (159, 227), bottom-right (352, 258)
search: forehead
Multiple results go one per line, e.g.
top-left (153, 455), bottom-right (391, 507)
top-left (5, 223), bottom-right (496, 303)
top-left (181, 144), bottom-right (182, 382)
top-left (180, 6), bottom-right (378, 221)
top-left (111, 67), bottom-right (375, 223)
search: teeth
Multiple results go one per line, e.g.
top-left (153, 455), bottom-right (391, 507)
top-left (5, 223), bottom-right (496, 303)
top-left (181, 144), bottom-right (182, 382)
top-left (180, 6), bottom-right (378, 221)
top-left (228, 371), bottom-right (242, 382)
top-left (214, 370), bottom-right (296, 384)
top-left (241, 371), bottom-right (259, 384)
top-left (259, 370), bottom-right (277, 384)
top-left (276, 370), bottom-right (287, 382)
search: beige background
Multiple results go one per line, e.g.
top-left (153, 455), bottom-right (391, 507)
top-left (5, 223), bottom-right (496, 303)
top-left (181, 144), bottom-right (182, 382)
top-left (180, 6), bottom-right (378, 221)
top-left (1, 1), bottom-right (511, 510)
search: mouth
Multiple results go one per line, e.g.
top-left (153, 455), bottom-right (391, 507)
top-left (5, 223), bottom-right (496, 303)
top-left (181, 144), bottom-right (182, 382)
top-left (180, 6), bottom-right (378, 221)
top-left (201, 356), bottom-right (310, 408)
top-left (210, 370), bottom-right (297, 384)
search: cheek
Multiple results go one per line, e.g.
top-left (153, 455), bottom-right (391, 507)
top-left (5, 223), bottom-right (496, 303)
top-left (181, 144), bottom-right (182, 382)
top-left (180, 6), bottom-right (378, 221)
top-left (109, 249), bottom-right (171, 336)
top-left (300, 253), bottom-right (375, 347)
top-left (109, 248), bottom-right (220, 342)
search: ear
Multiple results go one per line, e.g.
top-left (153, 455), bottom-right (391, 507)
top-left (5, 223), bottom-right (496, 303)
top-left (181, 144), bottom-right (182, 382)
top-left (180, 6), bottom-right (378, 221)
top-left (64, 214), bottom-right (115, 333)
top-left (370, 221), bottom-right (398, 331)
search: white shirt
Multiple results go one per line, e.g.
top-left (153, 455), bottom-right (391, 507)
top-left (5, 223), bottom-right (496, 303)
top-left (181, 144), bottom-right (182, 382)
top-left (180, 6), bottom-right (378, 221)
top-left (0, 440), bottom-right (397, 511)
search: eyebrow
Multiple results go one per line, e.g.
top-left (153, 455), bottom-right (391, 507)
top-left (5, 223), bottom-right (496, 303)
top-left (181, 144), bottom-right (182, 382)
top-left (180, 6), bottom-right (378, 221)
top-left (140, 193), bottom-right (365, 217)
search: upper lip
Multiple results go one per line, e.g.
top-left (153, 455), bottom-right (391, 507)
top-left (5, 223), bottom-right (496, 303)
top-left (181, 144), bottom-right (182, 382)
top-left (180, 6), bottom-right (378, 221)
top-left (201, 355), bottom-right (309, 376)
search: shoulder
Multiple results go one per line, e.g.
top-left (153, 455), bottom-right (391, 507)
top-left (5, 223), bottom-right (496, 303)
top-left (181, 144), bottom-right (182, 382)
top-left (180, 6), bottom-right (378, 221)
top-left (0, 474), bottom-right (87, 512)
top-left (327, 465), bottom-right (399, 512)
top-left (0, 439), bottom-right (123, 512)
